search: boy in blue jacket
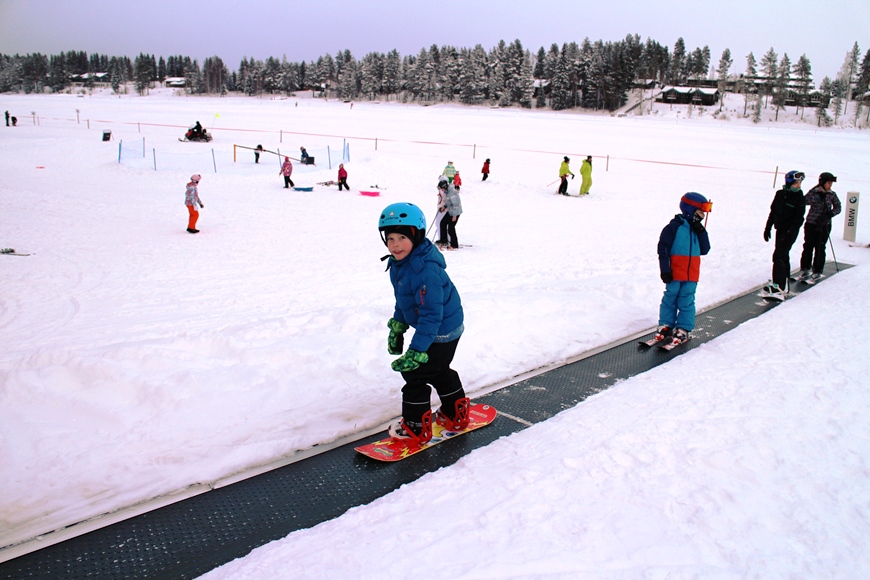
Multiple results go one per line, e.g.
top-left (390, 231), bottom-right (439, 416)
top-left (656, 192), bottom-right (712, 347)
top-left (378, 202), bottom-right (470, 444)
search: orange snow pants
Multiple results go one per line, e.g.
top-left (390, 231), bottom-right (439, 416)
top-left (187, 205), bottom-right (199, 230)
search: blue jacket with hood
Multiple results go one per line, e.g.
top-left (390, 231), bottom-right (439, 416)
top-left (387, 238), bottom-right (464, 352)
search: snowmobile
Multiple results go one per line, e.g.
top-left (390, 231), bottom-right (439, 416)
top-left (180, 123), bottom-right (212, 142)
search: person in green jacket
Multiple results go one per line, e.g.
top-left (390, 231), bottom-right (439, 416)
top-left (579, 155), bottom-right (593, 195)
top-left (558, 156), bottom-right (574, 195)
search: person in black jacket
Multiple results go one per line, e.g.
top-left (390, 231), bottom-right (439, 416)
top-left (763, 170), bottom-right (806, 297)
top-left (798, 172), bottom-right (841, 283)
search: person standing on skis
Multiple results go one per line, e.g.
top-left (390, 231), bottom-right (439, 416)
top-left (558, 156), bottom-right (574, 195)
top-left (798, 172), bottom-right (841, 284)
top-left (579, 155), bottom-right (593, 195)
top-left (763, 170), bottom-right (806, 298)
top-left (656, 192), bottom-right (712, 346)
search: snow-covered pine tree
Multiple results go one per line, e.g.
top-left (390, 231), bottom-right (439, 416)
top-left (772, 53), bottom-right (791, 121)
top-left (792, 54), bottom-right (812, 120)
top-left (759, 48), bottom-right (778, 108)
top-left (549, 44), bottom-right (573, 110)
top-left (743, 52), bottom-right (757, 116)
top-left (716, 48), bottom-right (732, 111)
top-left (534, 47), bottom-right (546, 79)
top-left (382, 50), bottom-right (401, 100)
top-left (668, 38), bottom-right (686, 85)
top-left (836, 42), bottom-right (860, 116)
top-left (439, 46), bottom-right (461, 102)
top-left (133, 53), bottom-right (153, 95)
top-left (830, 78), bottom-right (844, 124)
top-left (338, 55), bottom-right (358, 100)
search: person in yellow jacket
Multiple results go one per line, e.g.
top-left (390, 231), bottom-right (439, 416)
top-left (558, 156), bottom-right (574, 195)
top-left (579, 155), bottom-right (593, 195)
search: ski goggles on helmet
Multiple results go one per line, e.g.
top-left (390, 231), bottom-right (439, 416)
top-left (681, 196), bottom-right (713, 213)
top-left (791, 172), bottom-right (806, 180)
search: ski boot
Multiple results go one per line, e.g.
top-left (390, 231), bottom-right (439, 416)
top-left (654, 325), bottom-right (672, 342)
top-left (668, 328), bottom-right (689, 347)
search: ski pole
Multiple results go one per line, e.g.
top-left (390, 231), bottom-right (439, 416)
top-left (827, 233), bottom-right (840, 273)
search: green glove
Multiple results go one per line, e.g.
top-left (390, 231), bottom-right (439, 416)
top-left (387, 318), bottom-right (409, 355)
top-left (391, 349), bottom-right (428, 372)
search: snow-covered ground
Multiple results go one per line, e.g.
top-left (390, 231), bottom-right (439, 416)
top-left (2, 89), bottom-right (869, 576)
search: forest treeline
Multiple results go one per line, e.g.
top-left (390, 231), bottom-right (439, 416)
top-left (2, 36), bottom-right (869, 117)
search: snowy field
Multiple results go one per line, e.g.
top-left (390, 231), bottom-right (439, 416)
top-left (2, 90), bottom-right (870, 576)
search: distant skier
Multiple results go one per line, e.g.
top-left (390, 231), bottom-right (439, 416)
top-left (300, 146), bottom-right (311, 164)
top-left (481, 158), bottom-right (490, 181)
top-left (452, 171), bottom-right (462, 190)
top-left (433, 176), bottom-right (449, 245)
top-left (763, 170), bottom-right (806, 299)
top-left (558, 156), bottom-right (574, 195)
top-left (337, 163), bottom-right (349, 191)
top-left (4, 110), bottom-right (8, 127)
top-left (656, 192), bottom-right (712, 347)
top-left (378, 202), bottom-right (469, 444)
top-left (439, 181), bottom-right (463, 250)
top-left (798, 172), bottom-right (841, 284)
top-left (279, 157), bottom-right (294, 188)
top-left (443, 160), bottom-right (457, 183)
top-left (254, 144), bottom-right (263, 164)
top-left (579, 155), bottom-right (593, 195)
top-left (185, 174), bottom-right (205, 234)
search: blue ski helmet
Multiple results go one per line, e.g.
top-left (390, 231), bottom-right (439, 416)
top-left (679, 192), bottom-right (711, 217)
top-left (784, 170), bottom-right (806, 185)
top-left (379, 202), bottom-right (427, 246)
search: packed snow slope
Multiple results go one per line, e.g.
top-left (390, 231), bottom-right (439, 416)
top-left (1, 90), bottom-right (869, 562)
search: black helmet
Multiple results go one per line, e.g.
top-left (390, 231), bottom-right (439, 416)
top-left (819, 172), bottom-right (837, 184)
top-left (564, 156), bottom-right (570, 162)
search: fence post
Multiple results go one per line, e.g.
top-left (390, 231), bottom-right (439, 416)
top-left (212, 149), bottom-right (217, 173)
top-left (328, 146), bottom-right (332, 169)
top-left (142, 137), bottom-right (145, 158)
top-left (118, 141), bottom-right (122, 163)
top-left (606, 155), bottom-right (609, 172)
top-left (152, 148), bottom-right (157, 171)
top-left (772, 166), bottom-right (779, 188)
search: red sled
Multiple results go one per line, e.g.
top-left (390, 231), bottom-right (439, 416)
top-left (355, 403), bottom-right (497, 462)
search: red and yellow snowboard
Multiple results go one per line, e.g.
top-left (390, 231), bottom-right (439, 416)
top-left (355, 403), bottom-right (497, 462)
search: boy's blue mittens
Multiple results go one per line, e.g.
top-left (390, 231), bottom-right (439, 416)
top-left (387, 318), bottom-right (409, 355)
top-left (391, 349), bottom-right (428, 372)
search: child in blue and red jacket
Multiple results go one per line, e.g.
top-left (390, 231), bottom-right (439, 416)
top-left (656, 192), bottom-right (712, 346)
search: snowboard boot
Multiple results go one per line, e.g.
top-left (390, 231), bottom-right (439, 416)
top-left (388, 410), bottom-right (433, 445)
top-left (806, 272), bottom-right (824, 285)
top-left (654, 325), bottom-right (672, 342)
top-left (435, 397), bottom-right (471, 431)
top-left (795, 269), bottom-right (811, 282)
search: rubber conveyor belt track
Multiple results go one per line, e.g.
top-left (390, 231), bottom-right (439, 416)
top-left (0, 262), bottom-right (849, 579)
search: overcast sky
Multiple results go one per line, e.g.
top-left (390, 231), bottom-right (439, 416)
top-left (1, 0), bottom-right (867, 82)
